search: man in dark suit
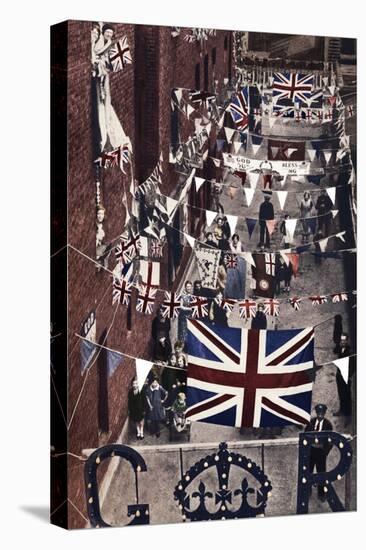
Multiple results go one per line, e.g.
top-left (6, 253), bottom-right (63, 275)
top-left (304, 404), bottom-right (333, 501)
top-left (258, 192), bottom-right (274, 249)
top-left (334, 333), bottom-right (352, 417)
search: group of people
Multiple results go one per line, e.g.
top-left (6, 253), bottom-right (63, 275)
top-left (128, 320), bottom-right (191, 440)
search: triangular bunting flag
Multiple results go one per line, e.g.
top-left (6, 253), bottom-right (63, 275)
top-left (331, 209), bottom-right (338, 218)
top-left (233, 140), bottom-right (242, 154)
top-left (107, 350), bottom-right (123, 378)
top-left (318, 238), bottom-right (328, 252)
top-left (217, 113), bottom-right (225, 129)
top-left (266, 219), bottom-right (277, 236)
top-left (287, 253), bottom-right (299, 276)
top-left (336, 231), bottom-right (346, 243)
top-left (333, 357), bottom-right (349, 384)
top-left (251, 143), bottom-right (261, 157)
top-left (307, 149), bottom-right (317, 162)
top-left (276, 190), bottom-right (288, 210)
top-left (206, 210), bottom-right (217, 227)
top-left (284, 148), bottom-right (298, 159)
top-left (80, 339), bottom-right (97, 375)
top-left (322, 76), bottom-right (329, 87)
top-left (285, 219), bottom-right (297, 241)
top-left (244, 187), bottom-right (255, 206)
top-left (271, 146), bottom-right (279, 158)
top-left (242, 251), bottom-right (256, 267)
top-left (186, 103), bottom-right (195, 118)
top-left (328, 85), bottom-right (336, 96)
top-left (279, 250), bottom-right (290, 265)
top-left (135, 358), bottom-right (154, 391)
top-left (326, 186), bottom-right (336, 204)
top-left (324, 151), bottom-right (332, 165)
top-left (224, 127), bottom-right (236, 143)
top-left (226, 214), bottom-right (238, 236)
top-left (216, 139), bottom-right (226, 152)
top-left (173, 88), bottom-right (183, 104)
top-left (184, 232), bottom-right (196, 248)
top-left (248, 172), bottom-right (261, 189)
top-left (195, 177), bottom-right (206, 192)
top-left (166, 196), bottom-right (179, 217)
top-left (210, 157), bottom-right (221, 167)
top-left (246, 218), bottom-right (257, 239)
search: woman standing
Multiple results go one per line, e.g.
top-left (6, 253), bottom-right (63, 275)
top-left (299, 191), bottom-right (314, 244)
top-left (145, 378), bottom-right (168, 438)
top-left (128, 379), bottom-right (145, 440)
top-left (177, 281), bottom-right (193, 346)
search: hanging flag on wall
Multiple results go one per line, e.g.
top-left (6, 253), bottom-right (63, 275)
top-left (109, 36), bottom-right (132, 72)
top-left (195, 247), bottom-right (221, 289)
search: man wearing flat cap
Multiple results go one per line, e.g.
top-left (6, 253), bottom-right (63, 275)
top-left (304, 404), bottom-right (333, 501)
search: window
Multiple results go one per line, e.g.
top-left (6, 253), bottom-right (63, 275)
top-left (195, 62), bottom-right (200, 90)
top-left (204, 54), bottom-right (209, 90)
top-left (212, 47), bottom-right (216, 66)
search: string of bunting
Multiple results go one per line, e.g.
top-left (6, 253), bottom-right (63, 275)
top-left (76, 330), bottom-right (357, 393)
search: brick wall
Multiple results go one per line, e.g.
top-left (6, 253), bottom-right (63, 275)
top-left (60, 21), bottom-right (234, 528)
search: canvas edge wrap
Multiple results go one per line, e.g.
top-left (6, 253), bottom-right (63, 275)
top-left (50, 20), bottom-right (69, 529)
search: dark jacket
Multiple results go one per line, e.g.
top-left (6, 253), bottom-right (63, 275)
top-left (276, 258), bottom-right (293, 282)
top-left (305, 417), bottom-right (333, 454)
top-left (251, 311), bottom-right (267, 330)
top-left (259, 200), bottom-right (274, 221)
top-left (145, 385), bottom-right (168, 421)
top-left (128, 389), bottom-right (145, 422)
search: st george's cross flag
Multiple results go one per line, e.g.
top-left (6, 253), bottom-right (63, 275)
top-left (186, 320), bottom-right (314, 428)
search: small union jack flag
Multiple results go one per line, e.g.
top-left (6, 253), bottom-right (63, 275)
top-left (265, 253), bottom-right (276, 276)
top-left (191, 296), bottom-right (209, 318)
top-left (109, 36), bottom-right (132, 72)
top-left (331, 293), bottom-right (348, 303)
top-left (161, 291), bottom-right (181, 319)
top-left (272, 104), bottom-right (295, 118)
top-left (224, 253), bottom-right (238, 269)
top-left (115, 233), bottom-right (141, 264)
top-left (150, 239), bottom-right (163, 258)
top-left (238, 299), bottom-right (257, 319)
top-left (263, 299), bottom-right (280, 317)
top-left (188, 90), bottom-right (216, 110)
top-left (214, 296), bottom-right (236, 313)
top-left (347, 105), bottom-right (354, 117)
top-left (112, 277), bottom-right (133, 306)
top-left (228, 87), bottom-right (249, 131)
top-left (95, 146), bottom-right (121, 168)
top-left (272, 72), bottom-right (314, 105)
top-left (290, 297), bottom-right (302, 311)
top-left (309, 295), bottom-right (327, 306)
top-left (136, 284), bottom-right (157, 315)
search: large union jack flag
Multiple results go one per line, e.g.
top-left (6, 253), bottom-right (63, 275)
top-left (186, 320), bottom-right (314, 428)
top-left (272, 72), bottom-right (314, 105)
top-left (228, 87), bottom-right (249, 131)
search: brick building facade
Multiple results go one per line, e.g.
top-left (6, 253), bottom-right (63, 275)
top-left (51, 20), bottom-right (234, 528)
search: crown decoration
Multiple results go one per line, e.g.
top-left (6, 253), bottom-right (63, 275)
top-left (174, 442), bottom-right (272, 521)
